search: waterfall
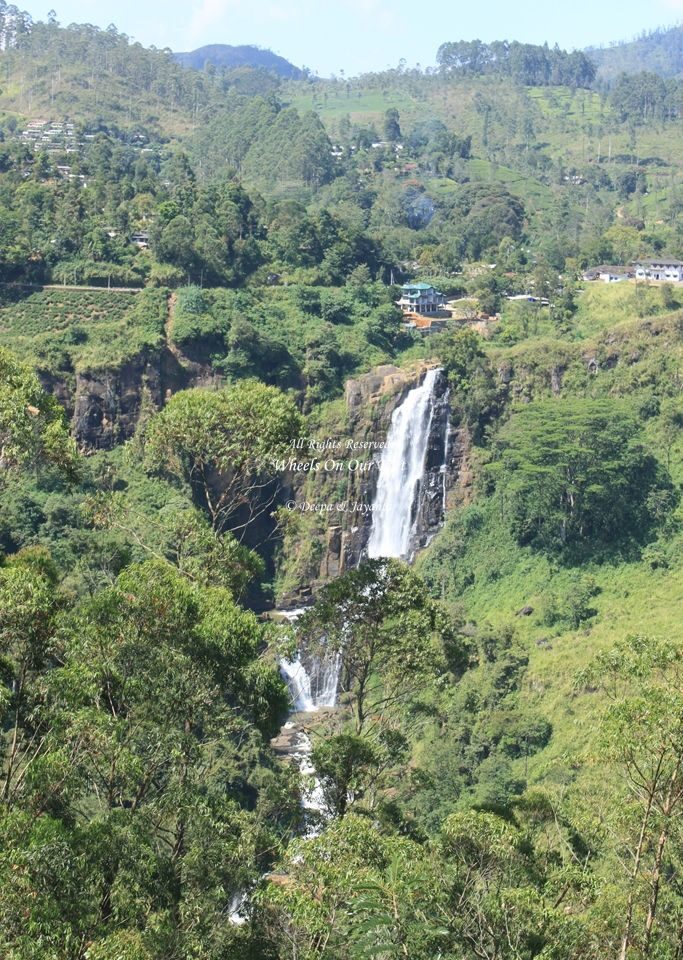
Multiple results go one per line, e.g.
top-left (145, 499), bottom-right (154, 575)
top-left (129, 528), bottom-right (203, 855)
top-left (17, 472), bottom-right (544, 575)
top-left (367, 367), bottom-right (442, 560)
top-left (279, 608), bottom-right (341, 713)
top-left (288, 723), bottom-right (327, 818)
top-left (279, 652), bottom-right (341, 712)
top-left (277, 608), bottom-right (338, 836)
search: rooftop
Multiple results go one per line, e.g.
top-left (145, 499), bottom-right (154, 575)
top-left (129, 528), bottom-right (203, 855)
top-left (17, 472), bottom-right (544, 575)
top-left (635, 258), bottom-right (683, 266)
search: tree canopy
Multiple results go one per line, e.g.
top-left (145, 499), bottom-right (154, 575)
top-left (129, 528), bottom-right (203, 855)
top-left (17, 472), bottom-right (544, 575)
top-left (143, 380), bottom-right (303, 531)
top-left (489, 398), bottom-right (675, 553)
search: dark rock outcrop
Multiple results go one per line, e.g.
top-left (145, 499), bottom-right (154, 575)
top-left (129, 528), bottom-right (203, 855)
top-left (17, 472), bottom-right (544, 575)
top-left (41, 344), bottom-right (215, 451)
top-left (409, 372), bottom-right (452, 555)
top-left (72, 357), bottom-right (164, 450)
top-left (300, 364), bottom-right (462, 588)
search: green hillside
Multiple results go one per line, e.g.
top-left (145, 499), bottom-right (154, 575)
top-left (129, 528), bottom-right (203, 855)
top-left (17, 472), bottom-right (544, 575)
top-left (2, 6), bottom-right (683, 960)
top-left (420, 298), bottom-right (683, 779)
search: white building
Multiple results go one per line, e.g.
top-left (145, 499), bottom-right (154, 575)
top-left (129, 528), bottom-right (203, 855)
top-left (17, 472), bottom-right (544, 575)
top-left (583, 265), bottom-right (633, 283)
top-left (634, 259), bottom-right (683, 282)
top-left (396, 282), bottom-right (447, 315)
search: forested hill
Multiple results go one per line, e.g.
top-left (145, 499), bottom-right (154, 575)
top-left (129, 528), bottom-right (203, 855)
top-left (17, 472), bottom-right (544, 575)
top-left (174, 43), bottom-right (304, 79)
top-left (588, 23), bottom-right (683, 80)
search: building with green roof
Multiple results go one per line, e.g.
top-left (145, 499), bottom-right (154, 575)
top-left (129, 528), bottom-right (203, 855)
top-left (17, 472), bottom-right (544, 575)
top-left (397, 282), bottom-right (447, 315)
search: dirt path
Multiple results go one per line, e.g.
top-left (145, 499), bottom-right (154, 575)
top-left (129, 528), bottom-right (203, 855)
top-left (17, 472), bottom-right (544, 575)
top-left (0, 282), bottom-right (143, 293)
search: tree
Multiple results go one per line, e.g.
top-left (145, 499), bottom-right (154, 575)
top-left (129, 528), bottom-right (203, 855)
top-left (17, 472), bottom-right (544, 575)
top-left (489, 399), bottom-right (675, 553)
top-left (0, 558), bottom-right (290, 957)
top-left (433, 328), bottom-right (499, 439)
top-left (259, 814), bottom-right (448, 960)
top-left (582, 636), bottom-right (683, 958)
top-left (297, 560), bottom-right (458, 734)
top-left (155, 214), bottom-right (196, 275)
top-left (0, 348), bottom-right (78, 482)
top-left (88, 496), bottom-right (264, 600)
top-left (655, 396), bottom-right (683, 471)
top-left (0, 548), bottom-right (64, 808)
top-left (142, 381), bottom-right (303, 533)
top-left (452, 184), bottom-right (525, 260)
top-left (383, 108), bottom-right (401, 142)
top-left (311, 734), bottom-right (378, 818)
top-left (259, 806), bottom-right (590, 960)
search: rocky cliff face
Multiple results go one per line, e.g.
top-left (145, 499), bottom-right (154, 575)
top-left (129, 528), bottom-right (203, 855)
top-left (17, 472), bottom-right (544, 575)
top-left (71, 358), bottom-right (163, 450)
top-left (39, 345), bottom-right (217, 451)
top-left (409, 373), bottom-right (452, 555)
top-left (277, 363), bottom-right (468, 605)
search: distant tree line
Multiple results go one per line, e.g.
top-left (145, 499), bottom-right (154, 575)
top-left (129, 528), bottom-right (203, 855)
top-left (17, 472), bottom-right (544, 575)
top-left (610, 70), bottom-right (683, 123)
top-left (436, 39), bottom-right (596, 88)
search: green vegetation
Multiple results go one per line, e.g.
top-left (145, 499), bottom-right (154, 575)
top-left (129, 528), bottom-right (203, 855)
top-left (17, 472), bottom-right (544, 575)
top-left (0, 287), bottom-right (165, 372)
top-left (0, 346), bottom-right (77, 477)
top-left (0, 554), bottom-right (294, 959)
top-left (489, 398), bottom-right (673, 554)
top-left (436, 39), bottom-right (596, 87)
top-left (2, 6), bottom-right (683, 960)
top-left (142, 380), bottom-right (303, 531)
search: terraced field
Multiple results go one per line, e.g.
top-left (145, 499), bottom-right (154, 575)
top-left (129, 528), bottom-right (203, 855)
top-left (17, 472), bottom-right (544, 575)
top-left (0, 286), bottom-right (168, 372)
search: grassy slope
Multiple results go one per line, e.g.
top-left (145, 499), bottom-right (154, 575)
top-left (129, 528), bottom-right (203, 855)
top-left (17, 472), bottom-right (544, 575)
top-left (429, 513), bottom-right (683, 782)
top-left (493, 281), bottom-right (683, 345)
top-left (418, 284), bottom-right (683, 797)
top-left (0, 55), bottom-right (195, 136)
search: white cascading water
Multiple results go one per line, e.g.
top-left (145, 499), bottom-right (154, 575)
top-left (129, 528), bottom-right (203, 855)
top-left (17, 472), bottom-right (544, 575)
top-left (278, 610), bottom-right (340, 826)
top-left (279, 652), bottom-right (341, 712)
top-left (278, 607), bottom-right (341, 714)
top-left (228, 614), bottom-right (335, 924)
top-left (367, 367), bottom-right (441, 559)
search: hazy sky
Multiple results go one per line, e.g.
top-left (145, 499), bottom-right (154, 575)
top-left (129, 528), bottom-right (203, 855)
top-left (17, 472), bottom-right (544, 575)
top-left (17, 0), bottom-right (683, 75)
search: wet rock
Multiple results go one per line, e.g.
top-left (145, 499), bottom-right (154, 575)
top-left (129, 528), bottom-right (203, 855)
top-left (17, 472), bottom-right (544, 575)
top-left (344, 364), bottom-right (402, 410)
top-left (409, 370), bottom-right (453, 553)
top-left (498, 362), bottom-right (513, 384)
top-left (550, 365), bottom-right (564, 396)
top-left (319, 525), bottom-right (343, 580)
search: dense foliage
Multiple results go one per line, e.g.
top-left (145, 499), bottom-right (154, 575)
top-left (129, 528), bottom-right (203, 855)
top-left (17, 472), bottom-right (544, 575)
top-left (436, 39), bottom-right (596, 87)
top-left (1, 7), bottom-right (683, 960)
top-left (489, 398), bottom-right (675, 554)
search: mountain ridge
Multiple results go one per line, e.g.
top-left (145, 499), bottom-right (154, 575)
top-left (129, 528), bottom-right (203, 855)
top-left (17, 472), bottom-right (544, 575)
top-left (173, 43), bottom-right (304, 78)
top-left (587, 22), bottom-right (683, 79)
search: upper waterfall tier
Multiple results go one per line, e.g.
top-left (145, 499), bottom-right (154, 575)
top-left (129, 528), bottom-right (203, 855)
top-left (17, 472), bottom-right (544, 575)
top-left (367, 367), bottom-right (445, 560)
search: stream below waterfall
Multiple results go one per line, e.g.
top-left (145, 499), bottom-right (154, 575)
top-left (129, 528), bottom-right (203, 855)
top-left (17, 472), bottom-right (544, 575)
top-left (275, 366), bottom-right (450, 816)
top-left (229, 367), bottom-right (451, 924)
top-left (272, 609), bottom-right (340, 827)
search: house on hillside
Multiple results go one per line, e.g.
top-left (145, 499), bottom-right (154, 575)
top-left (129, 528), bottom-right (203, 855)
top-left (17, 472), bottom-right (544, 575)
top-left (634, 259), bottom-right (683, 282)
top-left (507, 294), bottom-right (550, 305)
top-left (397, 282), bottom-right (447, 315)
top-left (583, 264), bottom-right (634, 283)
